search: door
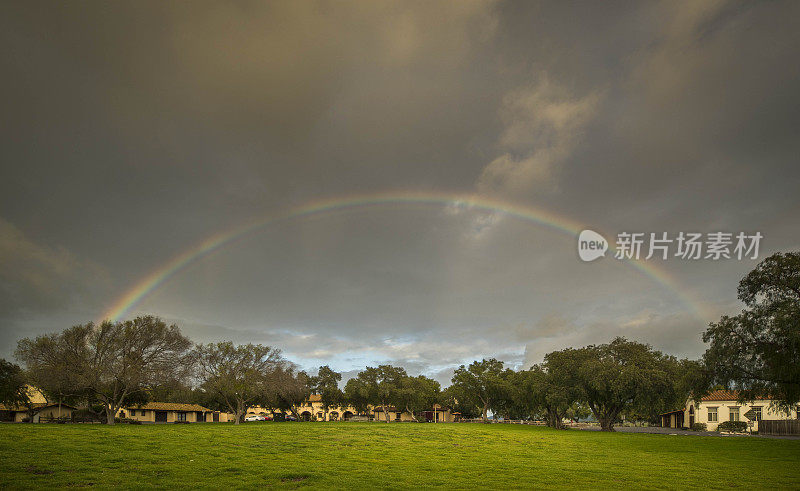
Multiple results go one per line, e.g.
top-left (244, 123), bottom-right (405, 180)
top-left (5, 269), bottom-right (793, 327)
top-left (155, 411), bottom-right (168, 422)
top-left (213, 412), bottom-right (219, 422)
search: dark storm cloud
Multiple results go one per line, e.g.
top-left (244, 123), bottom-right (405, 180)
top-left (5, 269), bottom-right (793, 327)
top-left (1, 1), bottom-right (799, 380)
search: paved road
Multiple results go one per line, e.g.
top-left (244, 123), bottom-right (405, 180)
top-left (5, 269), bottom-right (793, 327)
top-left (579, 425), bottom-right (800, 440)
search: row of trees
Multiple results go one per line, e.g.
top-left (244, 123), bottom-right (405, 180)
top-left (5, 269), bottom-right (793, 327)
top-left (446, 340), bottom-right (705, 430)
top-left (2, 251), bottom-right (798, 430)
top-left (1, 323), bottom-right (701, 430)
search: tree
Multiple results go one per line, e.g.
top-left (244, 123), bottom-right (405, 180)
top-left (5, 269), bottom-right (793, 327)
top-left (270, 368), bottom-right (310, 419)
top-left (343, 377), bottom-right (371, 416)
top-left (15, 316), bottom-right (193, 425)
top-left (310, 366), bottom-right (343, 420)
top-left (15, 332), bottom-right (83, 419)
top-left (703, 251), bottom-right (800, 407)
top-left (394, 375), bottom-right (440, 421)
top-left (512, 365), bottom-right (580, 429)
top-left (546, 338), bottom-right (676, 431)
top-left (439, 384), bottom-right (480, 419)
top-left (0, 359), bottom-right (30, 419)
top-left (564, 402), bottom-right (591, 423)
top-left (450, 359), bottom-right (509, 422)
top-left (345, 365), bottom-right (406, 422)
top-left (193, 342), bottom-right (287, 424)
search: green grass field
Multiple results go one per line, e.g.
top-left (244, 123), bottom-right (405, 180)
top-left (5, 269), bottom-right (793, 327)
top-left (2, 423), bottom-right (799, 489)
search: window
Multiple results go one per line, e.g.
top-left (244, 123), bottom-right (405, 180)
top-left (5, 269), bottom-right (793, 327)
top-left (141, 410), bottom-right (146, 417)
top-left (176, 412), bottom-right (187, 422)
top-left (119, 410), bottom-right (126, 418)
top-left (751, 406), bottom-right (762, 421)
top-left (708, 407), bottom-right (718, 422)
top-left (729, 407), bottom-right (740, 421)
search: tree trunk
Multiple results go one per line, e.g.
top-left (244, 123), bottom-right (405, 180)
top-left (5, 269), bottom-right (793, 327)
top-left (599, 416), bottom-right (615, 431)
top-left (482, 404), bottom-right (489, 423)
top-left (106, 406), bottom-right (116, 425)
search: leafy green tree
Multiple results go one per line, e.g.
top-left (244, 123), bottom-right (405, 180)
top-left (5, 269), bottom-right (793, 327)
top-left (310, 365), bottom-right (343, 420)
top-left (546, 338), bottom-right (676, 431)
top-left (345, 365), bottom-right (406, 422)
top-left (394, 375), bottom-right (440, 421)
top-left (565, 402), bottom-right (591, 423)
top-left (513, 363), bottom-right (582, 429)
top-left (439, 384), bottom-right (480, 419)
top-left (450, 359), bottom-right (510, 422)
top-left (343, 377), bottom-right (371, 416)
top-left (193, 342), bottom-right (287, 424)
top-left (703, 251), bottom-right (800, 407)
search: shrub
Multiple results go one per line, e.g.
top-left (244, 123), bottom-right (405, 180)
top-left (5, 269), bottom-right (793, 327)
top-left (690, 423), bottom-right (707, 431)
top-left (717, 420), bottom-right (748, 432)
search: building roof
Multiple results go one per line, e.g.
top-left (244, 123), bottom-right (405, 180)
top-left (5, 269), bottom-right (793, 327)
top-left (700, 389), bottom-right (775, 402)
top-left (701, 389), bottom-right (741, 401)
top-left (307, 394), bottom-right (322, 402)
top-left (126, 402), bottom-right (212, 412)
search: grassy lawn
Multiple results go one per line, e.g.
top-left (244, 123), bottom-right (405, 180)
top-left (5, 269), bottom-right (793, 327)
top-left (2, 422), bottom-right (799, 489)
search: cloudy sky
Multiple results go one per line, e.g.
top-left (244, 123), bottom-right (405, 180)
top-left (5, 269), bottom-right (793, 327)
top-left (1, 0), bottom-right (799, 385)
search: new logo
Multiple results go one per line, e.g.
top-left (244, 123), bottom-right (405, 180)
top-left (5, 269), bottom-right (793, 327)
top-left (578, 230), bottom-right (608, 262)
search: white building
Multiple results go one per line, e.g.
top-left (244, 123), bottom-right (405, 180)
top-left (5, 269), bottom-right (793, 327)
top-left (662, 390), bottom-right (799, 431)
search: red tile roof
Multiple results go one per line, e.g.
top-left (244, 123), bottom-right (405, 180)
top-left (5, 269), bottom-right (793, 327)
top-left (700, 389), bottom-right (776, 402)
top-left (702, 389), bottom-right (739, 401)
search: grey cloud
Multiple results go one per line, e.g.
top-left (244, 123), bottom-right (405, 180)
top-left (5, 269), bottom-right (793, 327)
top-left (0, 218), bottom-right (108, 318)
top-left (1, 1), bottom-right (798, 376)
top-left (477, 76), bottom-right (602, 195)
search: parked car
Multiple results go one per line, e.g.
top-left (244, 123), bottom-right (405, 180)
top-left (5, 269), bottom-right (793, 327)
top-left (244, 415), bottom-right (265, 422)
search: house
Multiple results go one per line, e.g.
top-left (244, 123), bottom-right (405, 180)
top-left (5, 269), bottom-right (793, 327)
top-left (247, 395), bottom-right (461, 422)
top-left (0, 386), bottom-right (76, 422)
top-left (661, 390), bottom-right (799, 431)
top-left (247, 394), bottom-right (359, 421)
top-left (372, 404), bottom-right (460, 422)
top-left (0, 402), bottom-right (77, 422)
top-left (118, 402), bottom-right (232, 423)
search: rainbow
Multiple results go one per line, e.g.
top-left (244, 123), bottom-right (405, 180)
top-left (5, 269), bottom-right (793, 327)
top-left (99, 190), bottom-right (706, 323)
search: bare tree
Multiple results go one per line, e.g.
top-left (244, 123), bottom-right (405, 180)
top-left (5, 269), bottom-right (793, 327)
top-left (16, 316), bottom-right (193, 425)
